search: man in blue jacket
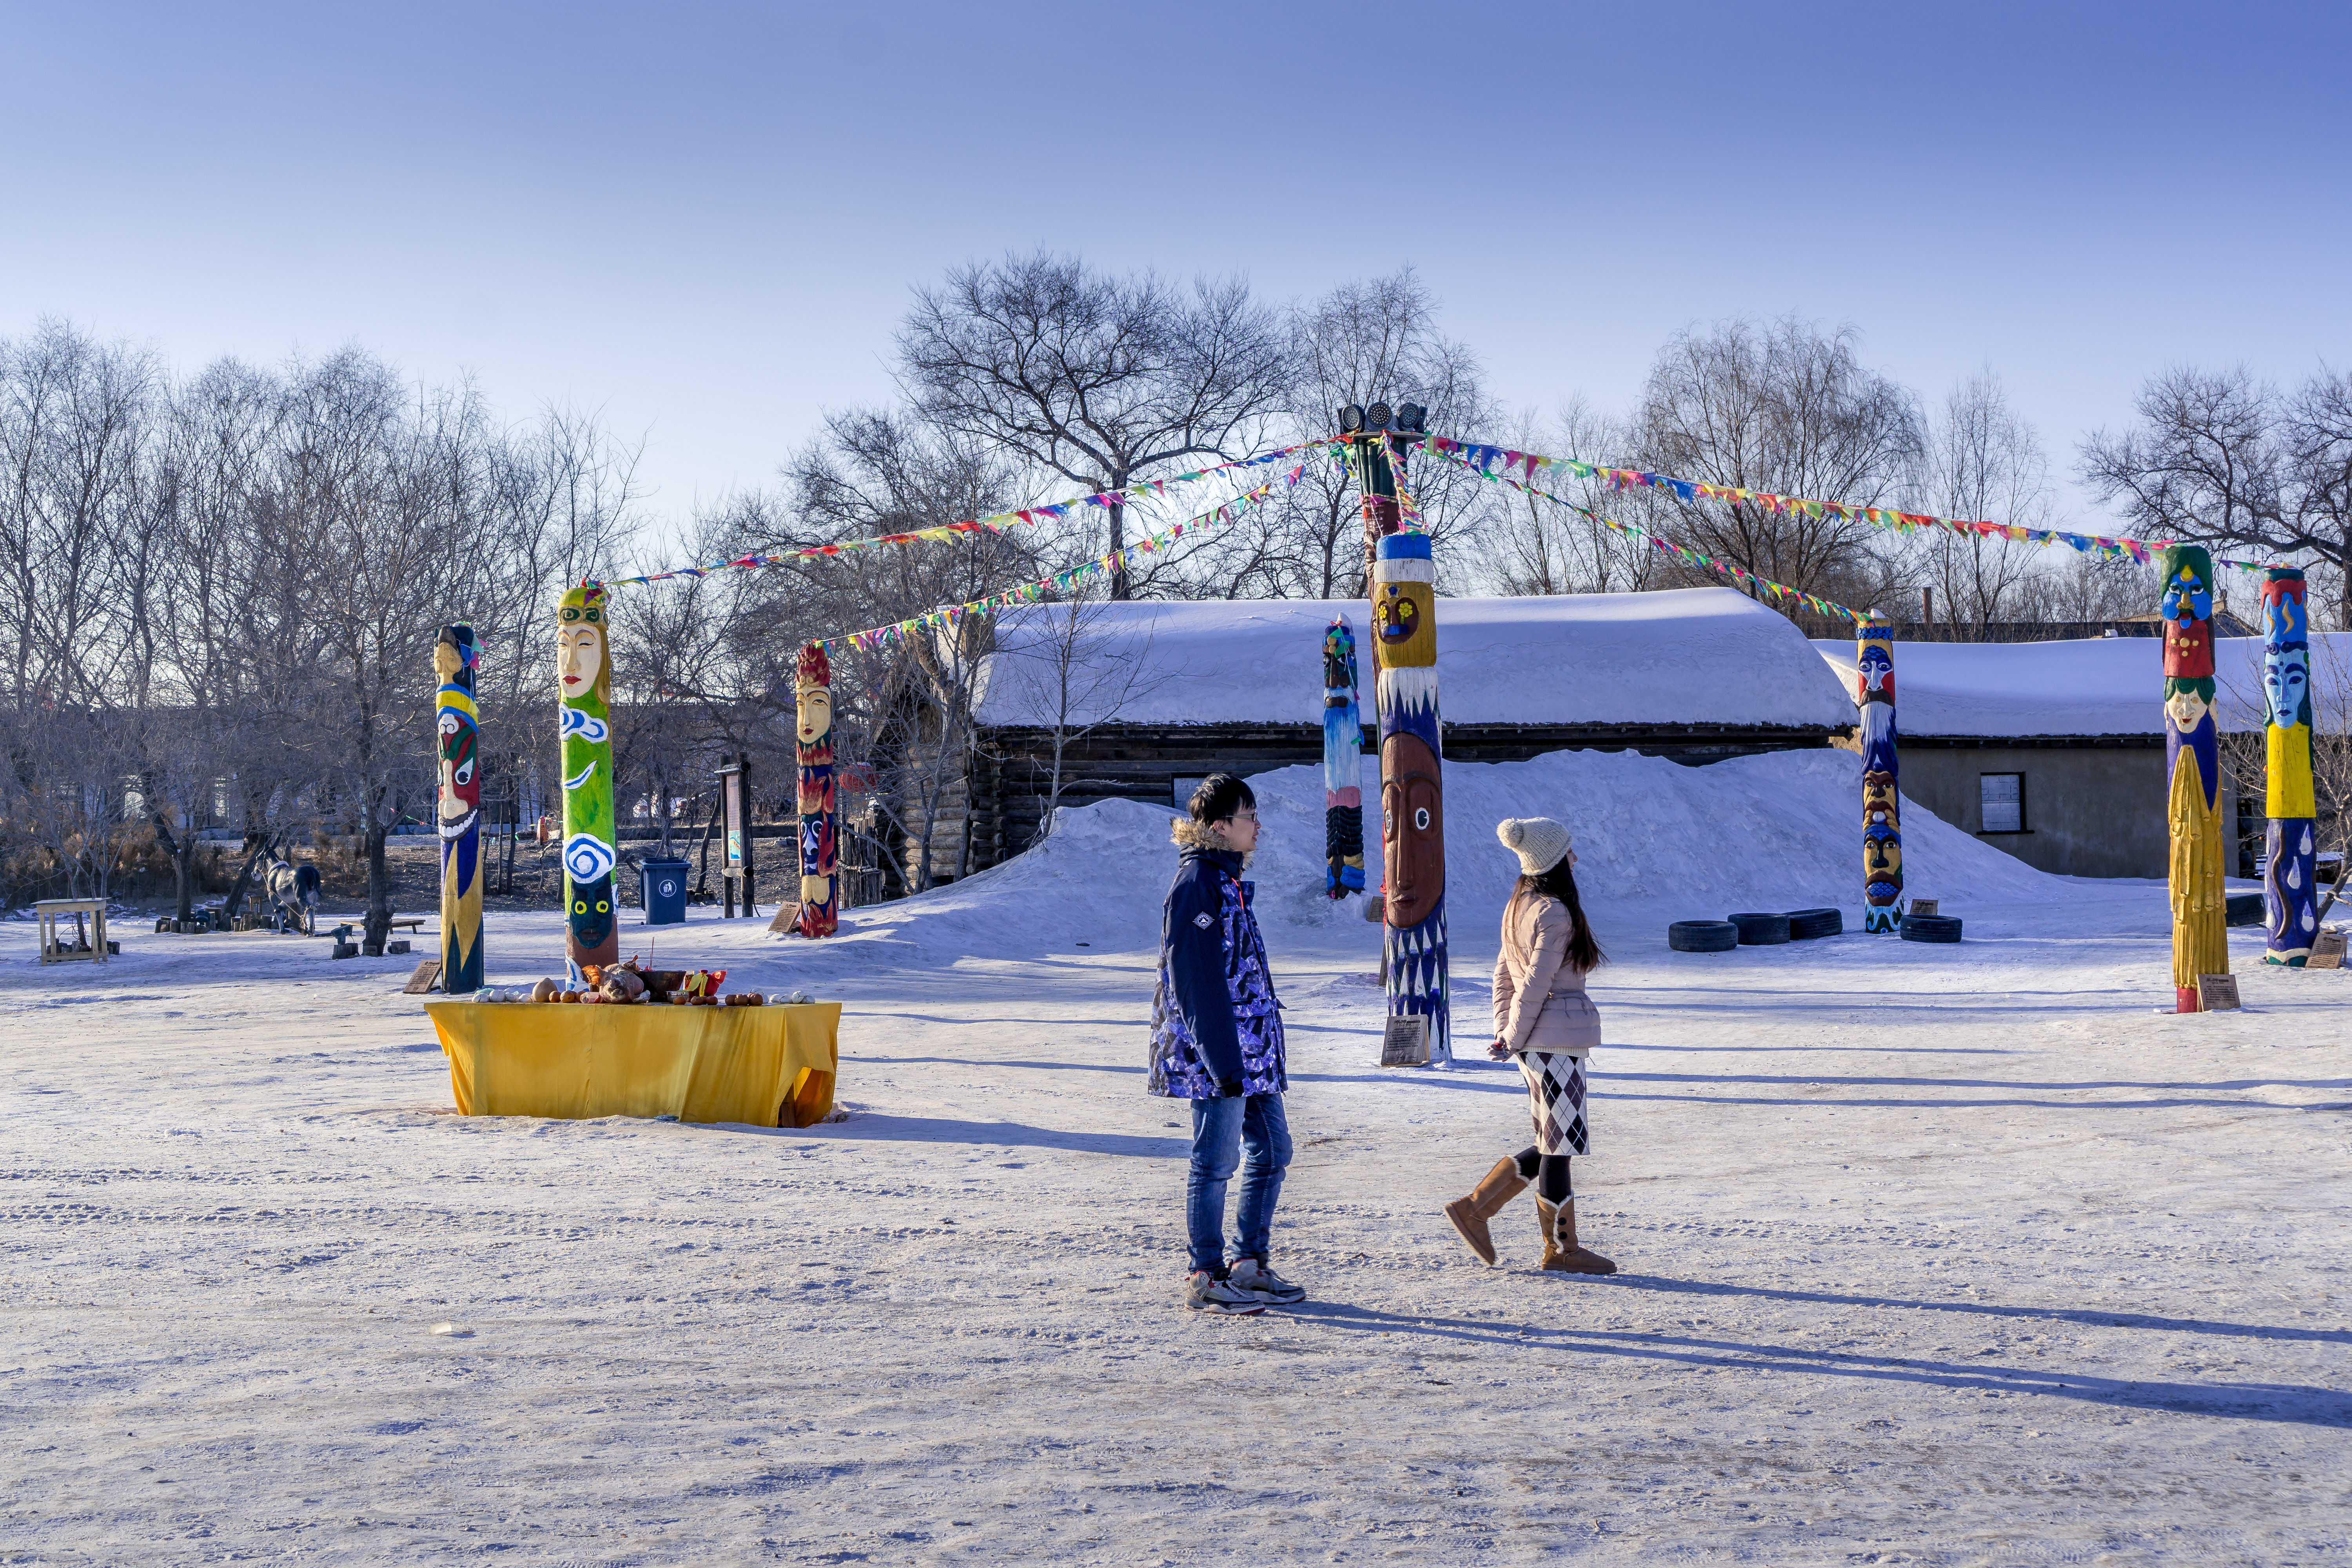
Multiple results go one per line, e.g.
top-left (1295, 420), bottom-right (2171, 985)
top-left (1151, 774), bottom-right (1304, 1313)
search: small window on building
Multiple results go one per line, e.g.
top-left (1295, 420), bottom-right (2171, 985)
top-left (1173, 776), bottom-right (1208, 811)
top-left (1980, 772), bottom-right (2025, 833)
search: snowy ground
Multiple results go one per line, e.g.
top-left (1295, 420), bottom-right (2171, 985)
top-left (4, 749), bottom-right (2348, 1566)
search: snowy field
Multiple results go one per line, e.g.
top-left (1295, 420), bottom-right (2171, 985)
top-left (4, 748), bottom-right (2348, 1566)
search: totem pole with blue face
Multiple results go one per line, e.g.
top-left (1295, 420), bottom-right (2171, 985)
top-left (2262, 567), bottom-right (2317, 965)
top-left (1375, 532), bottom-right (1449, 1065)
top-left (435, 624), bottom-right (484, 994)
top-left (1323, 615), bottom-right (1365, 899)
top-left (1856, 617), bottom-right (1903, 933)
top-left (557, 583), bottom-right (619, 982)
top-left (2160, 546), bottom-right (2227, 1010)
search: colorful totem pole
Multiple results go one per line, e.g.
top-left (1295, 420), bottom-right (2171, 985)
top-left (2160, 545), bottom-right (2228, 1010)
top-left (557, 584), bottom-right (619, 982)
top-left (1856, 615), bottom-right (1904, 933)
top-left (434, 624), bottom-right (484, 993)
top-left (2262, 567), bottom-right (2318, 965)
top-left (1374, 532), bottom-right (1449, 1065)
top-left (795, 642), bottom-right (839, 938)
top-left (1323, 615), bottom-right (1365, 899)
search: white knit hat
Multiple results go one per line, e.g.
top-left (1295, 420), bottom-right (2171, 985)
top-left (1496, 817), bottom-right (1573, 877)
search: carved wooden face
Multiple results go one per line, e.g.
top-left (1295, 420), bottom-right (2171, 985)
top-left (797, 683), bottom-right (833, 746)
top-left (1381, 733), bottom-right (1444, 927)
top-left (1374, 580), bottom-right (1435, 668)
top-left (558, 622), bottom-right (605, 701)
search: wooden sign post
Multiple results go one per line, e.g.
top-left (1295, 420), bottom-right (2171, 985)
top-left (2308, 929), bottom-right (2347, 970)
top-left (717, 757), bottom-right (751, 919)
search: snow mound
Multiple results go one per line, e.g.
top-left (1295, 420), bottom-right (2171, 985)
top-left (838, 746), bottom-right (2085, 959)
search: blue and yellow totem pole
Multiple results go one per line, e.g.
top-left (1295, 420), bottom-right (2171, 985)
top-left (557, 584), bottom-right (619, 982)
top-left (2262, 567), bottom-right (2318, 965)
top-left (2160, 546), bottom-right (2228, 1011)
top-left (1856, 615), bottom-right (1904, 933)
top-left (1375, 532), bottom-right (1449, 1065)
top-left (434, 624), bottom-right (484, 993)
top-left (1323, 615), bottom-right (1365, 899)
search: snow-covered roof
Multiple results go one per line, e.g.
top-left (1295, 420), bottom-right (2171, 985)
top-left (971, 587), bottom-right (1857, 730)
top-left (1808, 634), bottom-right (2352, 737)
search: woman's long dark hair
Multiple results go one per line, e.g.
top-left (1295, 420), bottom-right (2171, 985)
top-left (1512, 857), bottom-right (1606, 973)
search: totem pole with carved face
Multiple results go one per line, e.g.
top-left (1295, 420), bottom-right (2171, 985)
top-left (435, 624), bottom-right (484, 993)
top-left (795, 642), bottom-right (838, 938)
top-left (1323, 615), bottom-right (1365, 899)
top-left (1374, 532), bottom-right (1449, 1065)
top-left (2160, 546), bottom-right (2227, 1009)
top-left (557, 584), bottom-right (619, 981)
top-left (1855, 617), bottom-right (1904, 933)
top-left (2262, 567), bottom-right (2317, 965)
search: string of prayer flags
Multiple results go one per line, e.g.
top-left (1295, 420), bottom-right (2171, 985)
top-left (1419, 435), bottom-right (2288, 577)
top-left (1419, 439), bottom-right (1870, 624)
top-left (813, 461), bottom-right (1311, 656)
top-left (596, 437), bottom-right (1344, 590)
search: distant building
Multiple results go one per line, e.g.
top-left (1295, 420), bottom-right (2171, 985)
top-left (1813, 635), bottom-right (2348, 879)
top-left (953, 588), bottom-right (1855, 878)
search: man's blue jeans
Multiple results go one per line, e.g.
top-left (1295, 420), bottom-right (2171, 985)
top-left (1187, 1092), bottom-right (1291, 1276)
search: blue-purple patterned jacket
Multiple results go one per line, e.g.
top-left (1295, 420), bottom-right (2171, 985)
top-left (1150, 832), bottom-right (1286, 1100)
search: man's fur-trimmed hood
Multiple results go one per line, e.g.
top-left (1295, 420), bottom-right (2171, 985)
top-left (1171, 815), bottom-right (1252, 868)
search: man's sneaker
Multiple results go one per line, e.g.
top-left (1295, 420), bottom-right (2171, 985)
top-left (1227, 1256), bottom-right (1307, 1304)
top-left (1184, 1270), bottom-right (1266, 1315)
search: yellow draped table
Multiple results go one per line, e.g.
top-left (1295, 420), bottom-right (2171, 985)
top-left (424, 1001), bottom-right (840, 1127)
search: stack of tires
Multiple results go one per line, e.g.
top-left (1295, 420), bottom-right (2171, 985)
top-left (1669, 906), bottom-right (1846, 952)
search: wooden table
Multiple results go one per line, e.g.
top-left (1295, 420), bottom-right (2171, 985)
top-left (36, 899), bottom-right (108, 964)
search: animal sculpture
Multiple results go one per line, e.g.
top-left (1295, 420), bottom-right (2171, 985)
top-left (265, 860), bottom-right (322, 933)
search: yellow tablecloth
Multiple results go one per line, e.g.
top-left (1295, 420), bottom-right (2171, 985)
top-left (423, 1001), bottom-right (840, 1127)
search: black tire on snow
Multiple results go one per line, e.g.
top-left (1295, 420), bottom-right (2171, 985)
top-left (1900, 914), bottom-right (1964, 943)
top-left (1668, 919), bottom-right (1740, 953)
top-left (1728, 911), bottom-right (1792, 946)
top-left (1784, 907), bottom-right (1843, 939)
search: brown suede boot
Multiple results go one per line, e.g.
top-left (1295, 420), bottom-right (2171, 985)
top-left (1536, 1196), bottom-right (1617, 1274)
top-left (1443, 1156), bottom-right (1528, 1267)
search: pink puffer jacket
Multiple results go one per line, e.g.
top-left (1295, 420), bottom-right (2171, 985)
top-left (1492, 891), bottom-right (1600, 1057)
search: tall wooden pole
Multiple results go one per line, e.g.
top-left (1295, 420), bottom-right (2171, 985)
top-left (557, 584), bottom-right (619, 982)
top-left (1323, 615), bottom-right (1365, 898)
top-left (796, 643), bottom-right (839, 937)
top-left (1375, 531), bottom-right (1448, 1066)
top-left (434, 624), bottom-right (484, 993)
top-left (1856, 615), bottom-right (1904, 933)
top-left (2261, 566), bottom-right (2317, 965)
top-left (2160, 546), bottom-right (2227, 1010)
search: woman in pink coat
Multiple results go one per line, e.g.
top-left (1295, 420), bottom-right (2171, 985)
top-left (1443, 817), bottom-right (1618, 1274)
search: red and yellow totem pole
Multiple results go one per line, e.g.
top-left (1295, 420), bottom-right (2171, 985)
top-left (795, 643), bottom-right (838, 938)
top-left (2159, 545), bottom-right (2227, 1011)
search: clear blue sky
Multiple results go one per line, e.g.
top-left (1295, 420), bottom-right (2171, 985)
top-left (6, 1), bottom-right (2346, 538)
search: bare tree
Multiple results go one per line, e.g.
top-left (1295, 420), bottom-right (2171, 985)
top-left (1205, 269), bottom-right (1495, 600)
top-left (1916, 371), bottom-right (2054, 633)
top-left (983, 580), bottom-right (1153, 842)
top-left (897, 252), bottom-right (1290, 598)
top-left (1480, 398), bottom-right (1667, 597)
top-left (1637, 316), bottom-right (1923, 612)
top-left (2083, 365), bottom-right (2352, 626)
